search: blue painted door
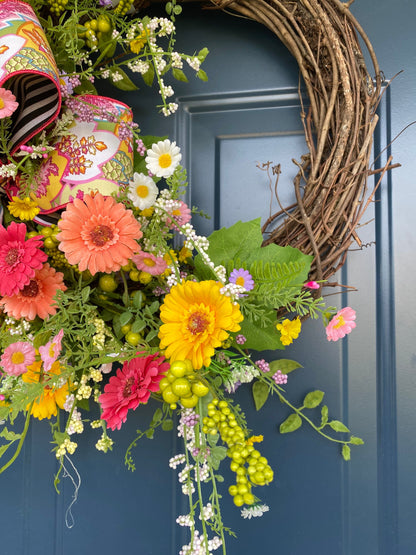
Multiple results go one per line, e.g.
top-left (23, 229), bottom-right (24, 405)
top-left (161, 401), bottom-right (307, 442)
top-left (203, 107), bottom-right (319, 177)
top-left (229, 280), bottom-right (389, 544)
top-left (2, 2), bottom-right (416, 554)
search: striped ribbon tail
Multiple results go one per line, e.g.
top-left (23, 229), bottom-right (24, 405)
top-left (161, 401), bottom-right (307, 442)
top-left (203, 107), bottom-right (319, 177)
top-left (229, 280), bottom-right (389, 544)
top-left (0, 0), bottom-right (61, 153)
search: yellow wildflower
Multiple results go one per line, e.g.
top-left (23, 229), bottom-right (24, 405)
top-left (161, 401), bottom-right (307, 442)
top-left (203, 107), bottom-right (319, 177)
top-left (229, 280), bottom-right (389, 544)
top-left (22, 360), bottom-right (69, 420)
top-left (8, 196), bottom-right (40, 221)
top-left (276, 317), bottom-right (301, 346)
top-left (247, 435), bottom-right (264, 446)
top-left (130, 31), bottom-right (148, 54)
top-left (179, 245), bottom-right (193, 263)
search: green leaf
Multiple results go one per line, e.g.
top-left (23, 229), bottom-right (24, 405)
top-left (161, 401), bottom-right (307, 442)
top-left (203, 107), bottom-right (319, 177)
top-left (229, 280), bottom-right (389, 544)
top-left (173, 4), bottom-right (182, 15)
top-left (239, 307), bottom-right (283, 351)
top-left (207, 433), bottom-right (219, 447)
top-left (303, 390), bottom-right (325, 409)
top-left (120, 311), bottom-right (133, 327)
top-left (161, 419), bottom-right (173, 431)
top-left (280, 413), bottom-right (302, 434)
top-left (198, 47), bottom-right (209, 62)
top-left (145, 428), bottom-right (154, 439)
top-left (81, 286), bottom-right (90, 302)
top-left (172, 68), bottom-right (188, 82)
top-left (196, 69), bottom-right (208, 82)
top-left (320, 405), bottom-right (329, 427)
top-left (152, 408), bottom-right (163, 423)
top-left (131, 319), bottom-right (146, 333)
top-left (0, 428), bottom-right (20, 441)
top-left (145, 329), bottom-right (158, 342)
top-left (33, 331), bottom-right (52, 350)
top-left (329, 420), bottom-right (350, 433)
top-left (142, 64), bottom-right (155, 87)
top-left (350, 436), bottom-right (364, 445)
top-left (269, 359), bottom-right (303, 375)
top-left (209, 445), bottom-right (227, 470)
top-left (165, 1), bottom-right (172, 14)
top-left (252, 380), bottom-right (270, 411)
top-left (109, 67), bottom-right (138, 92)
top-left (342, 444), bottom-right (351, 461)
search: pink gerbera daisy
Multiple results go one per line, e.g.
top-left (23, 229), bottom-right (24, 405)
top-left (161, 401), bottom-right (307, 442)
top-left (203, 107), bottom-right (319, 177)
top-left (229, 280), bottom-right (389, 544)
top-left (326, 307), bottom-right (356, 342)
top-left (56, 193), bottom-right (143, 275)
top-left (39, 329), bottom-right (64, 372)
top-left (99, 352), bottom-right (169, 430)
top-left (0, 88), bottom-right (18, 119)
top-left (167, 200), bottom-right (192, 231)
top-left (131, 251), bottom-right (167, 276)
top-left (0, 263), bottom-right (66, 321)
top-left (1, 341), bottom-right (36, 376)
top-left (0, 221), bottom-right (47, 297)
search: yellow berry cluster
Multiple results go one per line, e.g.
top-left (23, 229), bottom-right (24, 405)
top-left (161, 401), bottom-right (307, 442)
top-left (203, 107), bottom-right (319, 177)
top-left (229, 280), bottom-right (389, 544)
top-left (114, 0), bottom-right (134, 15)
top-left (202, 399), bottom-right (274, 507)
top-left (49, 0), bottom-right (69, 16)
top-left (159, 360), bottom-right (210, 409)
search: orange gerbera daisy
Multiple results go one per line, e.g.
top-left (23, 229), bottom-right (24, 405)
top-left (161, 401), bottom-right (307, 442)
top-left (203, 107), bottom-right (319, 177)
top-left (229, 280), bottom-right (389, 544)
top-left (158, 280), bottom-right (243, 369)
top-left (22, 360), bottom-right (69, 420)
top-left (56, 193), bottom-right (142, 275)
top-left (0, 263), bottom-right (66, 321)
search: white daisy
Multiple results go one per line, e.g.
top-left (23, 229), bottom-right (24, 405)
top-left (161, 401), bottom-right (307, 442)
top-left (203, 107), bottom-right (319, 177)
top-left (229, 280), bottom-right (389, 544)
top-left (145, 139), bottom-right (181, 178)
top-left (127, 172), bottom-right (159, 209)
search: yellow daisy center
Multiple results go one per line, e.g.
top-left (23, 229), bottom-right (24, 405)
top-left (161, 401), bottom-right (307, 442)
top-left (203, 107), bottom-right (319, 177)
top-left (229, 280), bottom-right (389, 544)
top-left (11, 352), bottom-right (25, 364)
top-left (0, 98), bottom-right (4, 109)
top-left (158, 153), bottom-right (172, 168)
top-left (136, 185), bottom-right (149, 198)
top-left (143, 257), bottom-right (156, 267)
top-left (334, 315), bottom-right (346, 329)
top-left (235, 276), bottom-right (245, 287)
top-left (187, 311), bottom-right (209, 335)
top-left (172, 209), bottom-right (181, 216)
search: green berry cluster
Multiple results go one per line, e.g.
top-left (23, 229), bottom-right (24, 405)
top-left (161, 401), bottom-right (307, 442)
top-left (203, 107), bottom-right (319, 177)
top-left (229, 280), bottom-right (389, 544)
top-left (159, 360), bottom-right (210, 409)
top-left (202, 399), bottom-right (274, 507)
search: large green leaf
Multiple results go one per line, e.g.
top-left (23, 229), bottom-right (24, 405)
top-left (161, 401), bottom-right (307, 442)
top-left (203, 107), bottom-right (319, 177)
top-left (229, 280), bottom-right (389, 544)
top-left (238, 308), bottom-right (283, 351)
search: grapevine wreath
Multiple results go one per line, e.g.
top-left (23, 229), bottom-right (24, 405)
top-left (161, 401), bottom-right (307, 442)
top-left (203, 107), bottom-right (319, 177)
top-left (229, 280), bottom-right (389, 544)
top-left (138, 0), bottom-right (394, 284)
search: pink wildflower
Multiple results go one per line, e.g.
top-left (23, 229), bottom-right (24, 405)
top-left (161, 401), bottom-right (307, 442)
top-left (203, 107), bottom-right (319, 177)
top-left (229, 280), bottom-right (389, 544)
top-left (0, 88), bottom-right (18, 118)
top-left (167, 201), bottom-right (192, 230)
top-left (0, 221), bottom-right (47, 297)
top-left (1, 341), bottom-right (36, 376)
top-left (131, 251), bottom-right (167, 276)
top-left (305, 281), bottom-right (320, 290)
top-left (326, 307), bottom-right (356, 342)
top-left (39, 329), bottom-right (64, 372)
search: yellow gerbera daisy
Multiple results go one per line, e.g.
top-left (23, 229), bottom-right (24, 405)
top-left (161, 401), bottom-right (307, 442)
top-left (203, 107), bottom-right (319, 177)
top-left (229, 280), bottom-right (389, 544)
top-left (8, 196), bottom-right (40, 221)
top-left (158, 280), bottom-right (243, 369)
top-left (22, 360), bottom-right (69, 420)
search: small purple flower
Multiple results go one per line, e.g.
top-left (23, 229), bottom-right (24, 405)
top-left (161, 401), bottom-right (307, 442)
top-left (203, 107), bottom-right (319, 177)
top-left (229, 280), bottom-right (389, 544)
top-left (255, 359), bottom-right (270, 373)
top-left (229, 268), bottom-right (254, 291)
top-left (272, 370), bottom-right (288, 385)
top-left (236, 334), bottom-right (246, 345)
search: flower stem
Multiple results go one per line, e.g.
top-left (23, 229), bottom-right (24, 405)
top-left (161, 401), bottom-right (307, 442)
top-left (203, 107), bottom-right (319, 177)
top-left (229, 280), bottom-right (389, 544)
top-left (0, 404), bottom-right (32, 474)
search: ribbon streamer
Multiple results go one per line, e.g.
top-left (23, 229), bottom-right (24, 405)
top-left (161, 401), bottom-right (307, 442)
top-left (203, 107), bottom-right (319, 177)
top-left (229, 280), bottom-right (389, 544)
top-left (0, 0), bottom-right (61, 153)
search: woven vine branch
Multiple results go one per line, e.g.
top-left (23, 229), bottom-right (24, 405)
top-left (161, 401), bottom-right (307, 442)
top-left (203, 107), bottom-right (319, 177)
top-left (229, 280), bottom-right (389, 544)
top-left (137, 0), bottom-right (393, 285)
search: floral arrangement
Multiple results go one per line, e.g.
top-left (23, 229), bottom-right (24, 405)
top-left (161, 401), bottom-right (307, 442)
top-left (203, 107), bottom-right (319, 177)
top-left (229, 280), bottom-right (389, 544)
top-left (0, 0), bottom-right (363, 553)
